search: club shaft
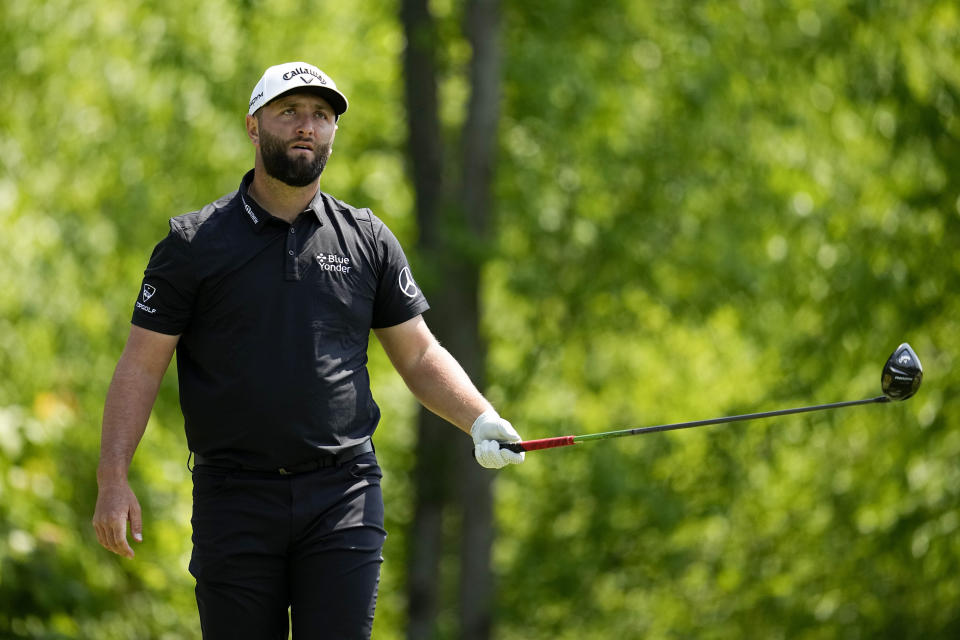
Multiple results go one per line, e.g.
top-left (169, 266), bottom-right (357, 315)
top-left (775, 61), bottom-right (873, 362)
top-left (504, 396), bottom-right (890, 453)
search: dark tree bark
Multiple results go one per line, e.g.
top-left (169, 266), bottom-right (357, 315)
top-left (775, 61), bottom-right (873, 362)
top-left (400, 3), bottom-right (449, 638)
top-left (457, 3), bottom-right (501, 639)
top-left (399, 1), bottom-right (502, 639)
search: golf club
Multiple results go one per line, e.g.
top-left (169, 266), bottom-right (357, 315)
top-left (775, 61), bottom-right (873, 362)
top-left (497, 342), bottom-right (923, 453)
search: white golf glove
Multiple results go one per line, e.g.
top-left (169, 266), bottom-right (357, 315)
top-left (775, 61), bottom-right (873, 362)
top-left (471, 410), bottom-right (525, 469)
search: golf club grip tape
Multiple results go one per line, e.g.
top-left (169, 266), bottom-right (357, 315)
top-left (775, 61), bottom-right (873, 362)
top-left (505, 436), bottom-right (577, 452)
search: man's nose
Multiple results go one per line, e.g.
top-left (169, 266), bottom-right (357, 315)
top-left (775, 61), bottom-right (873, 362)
top-left (295, 114), bottom-right (315, 137)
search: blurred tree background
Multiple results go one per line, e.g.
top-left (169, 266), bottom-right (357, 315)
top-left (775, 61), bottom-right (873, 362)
top-left (1, 0), bottom-right (957, 638)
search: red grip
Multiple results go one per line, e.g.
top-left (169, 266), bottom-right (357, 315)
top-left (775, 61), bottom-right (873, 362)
top-left (513, 436), bottom-right (576, 451)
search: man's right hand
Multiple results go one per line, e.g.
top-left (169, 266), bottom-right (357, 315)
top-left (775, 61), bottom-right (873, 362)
top-left (92, 481), bottom-right (143, 558)
top-left (93, 326), bottom-right (178, 559)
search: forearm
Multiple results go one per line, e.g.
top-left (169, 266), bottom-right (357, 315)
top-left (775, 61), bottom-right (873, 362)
top-left (97, 356), bottom-right (165, 482)
top-left (399, 340), bottom-right (493, 434)
top-left (375, 316), bottom-right (523, 468)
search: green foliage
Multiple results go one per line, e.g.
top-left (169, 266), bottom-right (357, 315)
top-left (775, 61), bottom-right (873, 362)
top-left (0, 1), bottom-right (411, 637)
top-left (491, 1), bottom-right (959, 638)
top-left (2, 0), bottom-right (957, 638)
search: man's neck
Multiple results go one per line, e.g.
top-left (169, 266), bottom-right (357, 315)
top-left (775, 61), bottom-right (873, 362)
top-left (247, 166), bottom-right (319, 223)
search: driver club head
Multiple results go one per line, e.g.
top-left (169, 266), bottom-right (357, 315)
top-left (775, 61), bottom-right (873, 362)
top-left (881, 342), bottom-right (923, 401)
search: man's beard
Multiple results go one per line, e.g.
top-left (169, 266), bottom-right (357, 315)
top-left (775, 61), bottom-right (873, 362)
top-left (259, 128), bottom-right (332, 187)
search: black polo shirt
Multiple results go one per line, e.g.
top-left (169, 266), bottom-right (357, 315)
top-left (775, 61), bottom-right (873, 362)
top-left (131, 170), bottom-right (430, 468)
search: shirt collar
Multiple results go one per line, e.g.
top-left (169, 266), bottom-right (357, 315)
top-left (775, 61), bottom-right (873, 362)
top-left (238, 169), bottom-right (326, 231)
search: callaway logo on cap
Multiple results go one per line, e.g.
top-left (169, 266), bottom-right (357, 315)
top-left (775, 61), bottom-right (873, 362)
top-left (248, 62), bottom-right (349, 118)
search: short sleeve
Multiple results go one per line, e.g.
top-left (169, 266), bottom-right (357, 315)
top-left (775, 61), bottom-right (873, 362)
top-left (370, 216), bottom-right (430, 329)
top-left (131, 228), bottom-right (197, 335)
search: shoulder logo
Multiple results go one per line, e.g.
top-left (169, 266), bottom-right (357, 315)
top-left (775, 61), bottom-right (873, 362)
top-left (399, 267), bottom-right (419, 298)
top-left (136, 284), bottom-right (157, 314)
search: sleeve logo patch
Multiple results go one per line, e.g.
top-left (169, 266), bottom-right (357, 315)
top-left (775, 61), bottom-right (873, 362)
top-left (137, 284), bottom-right (157, 314)
top-left (398, 267), bottom-right (419, 298)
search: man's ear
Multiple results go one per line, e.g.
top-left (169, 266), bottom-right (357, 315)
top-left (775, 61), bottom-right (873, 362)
top-left (245, 114), bottom-right (259, 146)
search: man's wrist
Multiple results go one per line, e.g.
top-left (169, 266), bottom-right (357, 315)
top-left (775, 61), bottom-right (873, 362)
top-left (96, 463), bottom-right (129, 485)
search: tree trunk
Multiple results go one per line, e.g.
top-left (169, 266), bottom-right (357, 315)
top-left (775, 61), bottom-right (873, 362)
top-left (400, 0), bottom-right (502, 638)
top-left (457, 2), bottom-right (501, 639)
top-left (400, 3), bottom-right (449, 638)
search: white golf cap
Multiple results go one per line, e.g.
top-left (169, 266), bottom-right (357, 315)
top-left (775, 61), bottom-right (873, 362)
top-left (247, 62), bottom-right (348, 118)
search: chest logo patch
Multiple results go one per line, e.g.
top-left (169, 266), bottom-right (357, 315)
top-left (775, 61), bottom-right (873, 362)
top-left (399, 267), bottom-right (419, 298)
top-left (316, 253), bottom-right (352, 273)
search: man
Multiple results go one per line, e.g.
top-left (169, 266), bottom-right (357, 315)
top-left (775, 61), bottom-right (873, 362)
top-left (92, 61), bottom-right (524, 640)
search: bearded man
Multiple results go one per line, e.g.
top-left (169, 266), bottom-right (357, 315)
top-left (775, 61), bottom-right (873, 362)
top-left (92, 61), bottom-right (524, 640)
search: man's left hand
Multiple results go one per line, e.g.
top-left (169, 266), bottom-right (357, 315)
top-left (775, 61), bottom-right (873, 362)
top-left (471, 411), bottom-right (525, 469)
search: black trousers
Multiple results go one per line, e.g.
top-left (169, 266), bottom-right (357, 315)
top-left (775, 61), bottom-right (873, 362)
top-left (189, 451), bottom-right (386, 640)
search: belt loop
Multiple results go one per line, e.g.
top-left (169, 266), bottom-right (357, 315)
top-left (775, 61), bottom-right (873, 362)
top-left (186, 451), bottom-right (195, 472)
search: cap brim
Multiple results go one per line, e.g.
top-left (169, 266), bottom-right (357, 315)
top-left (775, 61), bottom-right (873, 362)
top-left (264, 86), bottom-right (348, 117)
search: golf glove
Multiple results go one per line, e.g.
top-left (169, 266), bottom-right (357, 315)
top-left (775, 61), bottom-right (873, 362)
top-left (471, 410), bottom-right (525, 469)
